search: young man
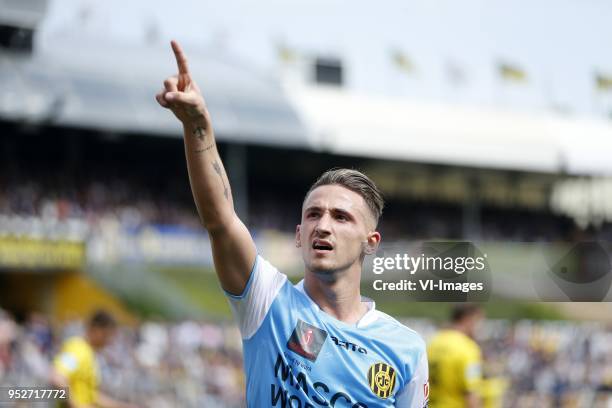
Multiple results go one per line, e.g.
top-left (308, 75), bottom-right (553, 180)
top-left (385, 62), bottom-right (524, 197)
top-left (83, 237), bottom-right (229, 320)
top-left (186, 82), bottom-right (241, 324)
top-left (156, 40), bottom-right (428, 407)
top-left (51, 310), bottom-right (136, 408)
top-left (427, 305), bottom-right (484, 408)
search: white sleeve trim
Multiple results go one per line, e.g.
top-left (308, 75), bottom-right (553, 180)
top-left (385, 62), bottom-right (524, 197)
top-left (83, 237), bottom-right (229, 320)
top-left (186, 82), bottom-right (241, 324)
top-left (225, 255), bottom-right (287, 340)
top-left (395, 349), bottom-right (429, 407)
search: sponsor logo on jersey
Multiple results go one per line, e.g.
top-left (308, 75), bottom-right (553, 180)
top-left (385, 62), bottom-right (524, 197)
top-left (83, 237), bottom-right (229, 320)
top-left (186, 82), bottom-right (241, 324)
top-left (287, 319), bottom-right (328, 362)
top-left (330, 336), bottom-right (368, 354)
top-left (367, 362), bottom-right (397, 399)
top-left (273, 353), bottom-right (369, 407)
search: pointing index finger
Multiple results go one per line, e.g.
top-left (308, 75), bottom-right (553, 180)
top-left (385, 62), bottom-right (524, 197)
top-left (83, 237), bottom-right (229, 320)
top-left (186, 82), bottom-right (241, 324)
top-left (171, 40), bottom-right (190, 75)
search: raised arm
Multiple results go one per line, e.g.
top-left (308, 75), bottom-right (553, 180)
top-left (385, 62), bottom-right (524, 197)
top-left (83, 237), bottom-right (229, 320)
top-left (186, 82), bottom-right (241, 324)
top-left (155, 40), bottom-right (256, 295)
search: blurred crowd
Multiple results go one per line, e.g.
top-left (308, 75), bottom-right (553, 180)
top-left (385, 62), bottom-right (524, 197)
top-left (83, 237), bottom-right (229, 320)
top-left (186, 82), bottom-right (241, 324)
top-left (2, 176), bottom-right (612, 243)
top-left (1, 308), bottom-right (611, 408)
top-left (412, 318), bottom-right (612, 408)
top-left (0, 176), bottom-right (201, 242)
top-left (0, 309), bottom-right (244, 407)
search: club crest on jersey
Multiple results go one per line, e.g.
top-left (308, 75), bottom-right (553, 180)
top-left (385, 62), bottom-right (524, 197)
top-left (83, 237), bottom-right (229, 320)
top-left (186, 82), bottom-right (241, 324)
top-left (367, 362), bottom-right (397, 399)
top-left (287, 319), bottom-right (328, 362)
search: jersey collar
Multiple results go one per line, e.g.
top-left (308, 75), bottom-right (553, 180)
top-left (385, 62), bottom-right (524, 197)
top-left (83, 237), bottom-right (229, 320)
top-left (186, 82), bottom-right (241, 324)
top-left (294, 279), bottom-right (378, 328)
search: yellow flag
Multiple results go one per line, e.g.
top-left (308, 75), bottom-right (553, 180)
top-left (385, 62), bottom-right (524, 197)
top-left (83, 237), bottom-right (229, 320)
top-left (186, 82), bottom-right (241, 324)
top-left (595, 73), bottom-right (612, 90)
top-left (277, 44), bottom-right (296, 63)
top-left (498, 62), bottom-right (527, 82)
top-left (392, 51), bottom-right (414, 73)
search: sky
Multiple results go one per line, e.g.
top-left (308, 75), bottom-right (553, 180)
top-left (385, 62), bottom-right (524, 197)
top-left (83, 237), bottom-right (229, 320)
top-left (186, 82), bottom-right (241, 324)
top-left (37, 0), bottom-right (612, 117)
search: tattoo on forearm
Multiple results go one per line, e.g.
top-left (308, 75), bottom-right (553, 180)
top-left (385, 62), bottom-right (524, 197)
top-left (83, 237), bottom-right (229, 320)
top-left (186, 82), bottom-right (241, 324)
top-left (212, 160), bottom-right (230, 200)
top-left (192, 126), bottom-right (206, 141)
top-left (194, 143), bottom-right (215, 153)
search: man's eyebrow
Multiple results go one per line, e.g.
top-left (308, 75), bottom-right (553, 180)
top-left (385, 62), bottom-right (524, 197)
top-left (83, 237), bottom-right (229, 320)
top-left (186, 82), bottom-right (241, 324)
top-left (304, 206), bottom-right (353, 215)
top-left (331, 207), bottom-right (354, 218)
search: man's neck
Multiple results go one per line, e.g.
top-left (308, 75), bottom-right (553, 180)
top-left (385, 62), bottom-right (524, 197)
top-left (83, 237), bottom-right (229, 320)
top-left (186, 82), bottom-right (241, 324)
top-left (303, 267), bottom-right (369, 325)
top-left (84, 333), bottom-right (98, 351)
top-left (451, 323), bottom-right (471, 337)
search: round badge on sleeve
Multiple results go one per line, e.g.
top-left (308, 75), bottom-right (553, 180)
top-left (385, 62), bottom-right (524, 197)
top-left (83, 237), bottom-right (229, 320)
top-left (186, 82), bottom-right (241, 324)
top-left (367, 362), bottom-right (397, 399)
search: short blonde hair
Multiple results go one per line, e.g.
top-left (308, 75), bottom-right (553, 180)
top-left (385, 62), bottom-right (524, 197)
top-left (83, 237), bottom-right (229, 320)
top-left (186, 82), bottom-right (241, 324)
top-left (304, 168), bottom-right (384, 225)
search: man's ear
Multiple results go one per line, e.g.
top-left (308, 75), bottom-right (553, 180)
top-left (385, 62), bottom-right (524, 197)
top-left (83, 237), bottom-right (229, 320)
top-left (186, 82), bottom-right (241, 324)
top-left (295, 225), bottom-right (301, 248)
top-left (363, 231), bottom-right (381, 255)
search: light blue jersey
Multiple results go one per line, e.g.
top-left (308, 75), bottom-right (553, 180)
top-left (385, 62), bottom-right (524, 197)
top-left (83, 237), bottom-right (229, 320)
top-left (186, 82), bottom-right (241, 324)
top-left (227, 256), bottom-right (429, 408)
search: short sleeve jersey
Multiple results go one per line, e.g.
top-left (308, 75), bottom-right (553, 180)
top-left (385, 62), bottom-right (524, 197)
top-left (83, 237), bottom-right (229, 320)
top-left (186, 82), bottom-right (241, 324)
top-left (427, 330), bottom-right (482, 408)
top-left (226, 255), bottom-right (429, 407)
top-left (53, 336), bottom-right (99, 405)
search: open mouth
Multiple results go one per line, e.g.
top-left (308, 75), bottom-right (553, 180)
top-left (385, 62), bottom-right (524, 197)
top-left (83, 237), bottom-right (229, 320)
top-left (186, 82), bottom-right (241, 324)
top-left (312, 241), bottom-right (333, 251)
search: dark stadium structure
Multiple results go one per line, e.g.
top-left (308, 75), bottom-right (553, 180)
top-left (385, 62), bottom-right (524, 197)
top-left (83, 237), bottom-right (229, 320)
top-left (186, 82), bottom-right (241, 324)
top-left (2, 119), bottom-right (606, 244)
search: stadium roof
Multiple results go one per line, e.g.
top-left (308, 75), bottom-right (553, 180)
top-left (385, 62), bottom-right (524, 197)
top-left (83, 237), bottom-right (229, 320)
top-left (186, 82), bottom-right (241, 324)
top-left (287, 86), bottom-right (612, 176)
top-left (2, 36), bottom-right (612, 176)
top-left (0, 38), bottom-right (308, 147)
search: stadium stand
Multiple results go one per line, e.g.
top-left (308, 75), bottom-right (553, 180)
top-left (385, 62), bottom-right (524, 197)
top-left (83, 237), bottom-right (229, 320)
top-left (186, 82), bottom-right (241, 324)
top-left (1, 309), bottom-right (611, 407)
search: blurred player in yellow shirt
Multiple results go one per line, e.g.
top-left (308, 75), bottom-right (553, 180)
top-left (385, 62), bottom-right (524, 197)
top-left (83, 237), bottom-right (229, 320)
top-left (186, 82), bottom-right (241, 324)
top-left (427, 304), bottom-right (484, 408)
top-left (50, 310), bottom-right (136, 408)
